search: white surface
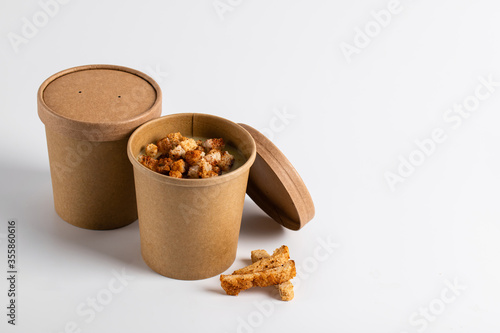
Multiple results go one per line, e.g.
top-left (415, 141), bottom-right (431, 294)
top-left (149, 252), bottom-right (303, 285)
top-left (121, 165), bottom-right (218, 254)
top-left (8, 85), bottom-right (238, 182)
top-left (1, 0), bottom-right (500, 332)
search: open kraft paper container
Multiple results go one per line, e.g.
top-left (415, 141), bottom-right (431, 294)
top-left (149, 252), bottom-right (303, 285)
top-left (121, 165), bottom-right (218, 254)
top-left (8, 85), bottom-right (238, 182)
top-left (38, 64), bottom-right (162, 230)
top-left (128, 113), bottom-right (315, 280)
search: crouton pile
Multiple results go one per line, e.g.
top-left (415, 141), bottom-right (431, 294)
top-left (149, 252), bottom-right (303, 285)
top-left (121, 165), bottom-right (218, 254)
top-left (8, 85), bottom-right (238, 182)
top-left (220, 245), bottom-right (296, 301)
top-left (139, 132), bottom-right (235, 179)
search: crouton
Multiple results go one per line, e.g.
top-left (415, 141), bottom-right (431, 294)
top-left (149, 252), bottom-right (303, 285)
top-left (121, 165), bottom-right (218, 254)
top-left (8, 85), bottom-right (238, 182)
top-left (202, 138), bottom-right (225, 151)
top-left (156, 158), bottom-right (173, 174)
top-left (220, 261), bottom-right (296, 296)
top-left (156, 137), bottom-right (173, 155)
top-left (251, 249), bottom-right (295, 301)
top-left (169, 145), bottom-right (186, 159)
top-left (275, 281), bottom-right (294, 302)
top-left (180, 138), bottom-right (198, 152)
top-left (234, 246), bottom-right (290, 275)
top-left (205, 149), bottom-right (222, 166)
top-left (138, 155), bottom-right (158, 171)
top-left (145, 143), bottom-right (158, 157)
top-left (167, 132), bottom-right (185, 145)
top-left (139, 133), bottom-right (238, 178)
top-left (202, 171), bottom-right (219, 178)
top-left (171, 159), bottom-right (186, 174)
top-left (187, 165), bottom-right (200, 178)
top-left (219, 151), bottom-right (235, 172)
top-left (169, 170), bottom-right (183, 178)
top-left (251, 250), bottom-right (270, 264)
top-left (185, 150), bottom-right (205, 166)
top-left (198, 158), bottom-right (213, 178)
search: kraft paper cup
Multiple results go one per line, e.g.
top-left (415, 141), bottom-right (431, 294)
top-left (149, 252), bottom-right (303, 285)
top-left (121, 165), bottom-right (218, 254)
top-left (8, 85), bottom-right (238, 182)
top-left (127, 113), bottom-right (257, 280)
top-left (38, 65), bottom-right (162, 230)
top-left (44, 130), bottom-right (138, 230)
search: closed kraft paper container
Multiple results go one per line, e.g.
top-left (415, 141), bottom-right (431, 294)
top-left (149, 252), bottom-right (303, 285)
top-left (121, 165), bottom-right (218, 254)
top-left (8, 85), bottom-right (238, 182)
top-left (127, 113), bottom-right (257, 280)
top-left (38, 65), bottom-right (162, 230)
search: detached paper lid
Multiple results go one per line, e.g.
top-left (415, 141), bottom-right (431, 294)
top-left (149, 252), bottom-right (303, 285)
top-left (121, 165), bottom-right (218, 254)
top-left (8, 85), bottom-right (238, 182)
top-left (238, 123), bottom-right (315, 230)
top-left (38, 64), bottom-right (162, 142)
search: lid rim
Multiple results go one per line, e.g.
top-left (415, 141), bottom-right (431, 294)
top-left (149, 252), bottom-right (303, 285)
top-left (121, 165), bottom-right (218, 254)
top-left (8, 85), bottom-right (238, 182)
top-left (247, 138), bottom-right (311, 229)
top-left (38, 64), bottom-right (162, 142)
top-left (238, 123), bottom-right (315, 230)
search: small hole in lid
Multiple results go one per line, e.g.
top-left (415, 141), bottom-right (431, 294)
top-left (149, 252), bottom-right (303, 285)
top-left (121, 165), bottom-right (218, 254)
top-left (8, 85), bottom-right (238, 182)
top-left (118, 96), bottom-right (121, 98)
top-left (78, 91), bottom-right (82, 93)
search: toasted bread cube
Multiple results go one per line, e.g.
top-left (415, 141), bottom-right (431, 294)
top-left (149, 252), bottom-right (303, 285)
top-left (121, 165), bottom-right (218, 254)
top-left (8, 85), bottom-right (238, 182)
top-left (277, 281), bottom-right (294, 301)
top-left (169, 145), bottom-right (186, 159)
top-left (185, 150), bottom-right (205, 166)
top-left (142, 133), bottom-right (232, 179)
top-left (156, 137), bottom-right (173, 155)
top-left (202, 138), bottom-right (225, 152)
top-left (167, 132), bottom-right (185, 145)
top-left (139, 155), bottom-right (159, 171)
top-left (194, 140), bottom-right (204, 152)
top-left (187, 165), bottom-right (201, 178)
top-left (205, 149), bottom-right (222, 165)
top-left (171, 159), bottom-right (186, 174)
top-left (199, 158), bottom-right (212, 172)
top-left (169, 170), bottom-right (183, 178)
top-left (251, 249), bottom-right (270, 263)
top-left (145, 143), bottom-right (158, 157)
top-left (198, 158), bottom-right (214, 178)
top-left (219, 151), bottom-right (235, 172)
top-left (180, 138), bottom-right (198, 153)
top-left (202, 171), bottom-right (219, 178)
top-left (156, 157), bottom-right (173, 174)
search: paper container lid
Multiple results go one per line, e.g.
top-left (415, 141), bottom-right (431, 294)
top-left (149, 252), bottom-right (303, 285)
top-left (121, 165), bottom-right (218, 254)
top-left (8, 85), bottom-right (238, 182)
top-left (38, 64), bottom-right (162, 141)
top-left (238, 123), bottom-right (315, 230)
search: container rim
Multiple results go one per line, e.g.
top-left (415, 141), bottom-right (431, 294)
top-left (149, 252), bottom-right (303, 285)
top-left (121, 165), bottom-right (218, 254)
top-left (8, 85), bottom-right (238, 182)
top-left (127, 113), bottom-right (257, 187)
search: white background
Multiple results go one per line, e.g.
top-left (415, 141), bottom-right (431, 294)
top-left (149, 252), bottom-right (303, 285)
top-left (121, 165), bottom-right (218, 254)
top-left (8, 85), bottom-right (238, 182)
top-left (1, 0), bottom-right (500, 332)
